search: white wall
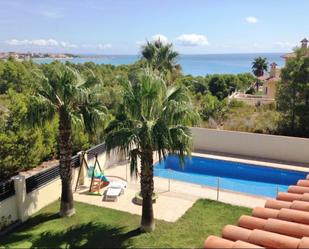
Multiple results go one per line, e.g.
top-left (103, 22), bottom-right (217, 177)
top-left (0, 196), bottom-right (18, 223)
top-left (192, 127), bottom-right (309, 164)
top-left (0, 148), bottom-right (125, 224)
top-left (234, 96), bottom-right (274, 106)
top-left (0, 165), bottom-right (85, 224)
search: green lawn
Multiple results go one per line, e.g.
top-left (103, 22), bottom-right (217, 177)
top-left (0, 200), bottom-right (250, 248)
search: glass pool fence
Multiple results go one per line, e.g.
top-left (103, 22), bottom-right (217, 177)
top-left (155, 168), bottom-right (288, 199)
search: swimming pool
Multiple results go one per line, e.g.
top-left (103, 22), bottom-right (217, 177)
top-left (154, 155), bottom-right (307, 198)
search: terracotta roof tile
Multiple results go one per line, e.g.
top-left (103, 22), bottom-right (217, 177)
top-left (297, 180), bottom-right (309, 187)
top-left (288, 185), bottom-right (309, 194)
top-left (252, 207), bottom-right (279, 219)
top-left (278, 208), bottom-right (309, 225)
top-left (233, 240), bottom-right (264, 248)
top-left (248, 229), bottom-right (300, 249)
top-left (204, 174), bottom-right (309, 249)
top-left (204, 236), bottom-right (235, 248)
top-left (264, 218), bottom-right (309, 238)
top-left (238, 215), bottom-right (267, 230)
top-left (277, 192), bottom-right (303, 202)
top-left (282, 52), bottom-right (296, 59)
top-left (290, 200), bottom-right (309, 212)
top-left (265, 199), bottom-right (292, 210)
top-left (301, 193), bottom-right (309, 201)
top-left (222, 225), bottom-right (251, 242)
top-left (299, 237), bottom-right (309, 249)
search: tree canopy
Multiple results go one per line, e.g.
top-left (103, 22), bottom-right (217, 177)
top-left (2, 48), bottom-right (306, 182)
top-left (277, 49), bottom-right (309, 137)
top-left (105, 69), bottom-right (199, 231)
top-left (252, 57), bottom-right (268, 77)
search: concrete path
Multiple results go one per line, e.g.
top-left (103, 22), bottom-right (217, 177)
top-left (74, 182), bottom-right (196, 222)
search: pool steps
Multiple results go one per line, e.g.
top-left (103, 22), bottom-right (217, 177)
top-left (204, 174), bottom-right (309, 249)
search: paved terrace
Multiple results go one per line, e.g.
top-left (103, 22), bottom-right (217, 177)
top-left (73, 152), bottom-right (309, 223)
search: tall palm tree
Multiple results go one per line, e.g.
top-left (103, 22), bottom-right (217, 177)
top-left (105, 69), bottom-right (199, 232)
top-left (141, 39), bottom-right (181, 78)
top-left (252, 57), bottom-right (268, 90)
top-left (28, 64), bottom-right (107, 216)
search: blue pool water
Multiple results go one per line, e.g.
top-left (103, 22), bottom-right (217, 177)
top-left (154, 155), bottom-right (307, 198)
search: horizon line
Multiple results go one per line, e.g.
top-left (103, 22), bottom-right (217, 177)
top-left (3, 51), bottom-right (287, 56)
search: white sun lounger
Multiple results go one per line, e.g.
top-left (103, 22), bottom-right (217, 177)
top-left (108, 180), bottom-right (127, 190)
top-left (105, 186), bottom-right (122, 201)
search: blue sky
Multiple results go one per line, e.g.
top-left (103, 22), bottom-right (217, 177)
top-left (0, 0), bottom-right (308, 54)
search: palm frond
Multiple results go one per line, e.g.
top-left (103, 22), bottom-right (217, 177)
top-left (152, 121), bottom-right (169, 161)
top-left (129, 148), bottom-right (139, 179)
top-left (140, 40), bottom-right (179, 76)
top-left (27, 95), bottom-right (56, 127)
top-left (105, 126), bottom-right (139, 155)
top-left (168, 126), bottom-right (193, 168)
top-left (104, 69), bottom-right (199, 178)
top-left (79, 101), bottom-right (109, 135)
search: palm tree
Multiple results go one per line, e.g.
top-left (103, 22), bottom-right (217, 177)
top-left (141, 39), bottom-right (181, 79)
top-left (105, 69), bottom-right (199, 232)
top-left (28, 64), bottom-right (107, 216)
top-left (252, 57), bottom-right (268, 90)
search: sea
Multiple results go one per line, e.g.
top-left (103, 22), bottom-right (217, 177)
top-left (33, 53), bottom-right (285, 76)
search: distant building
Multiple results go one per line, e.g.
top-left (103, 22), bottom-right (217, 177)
top-left (0, 51), bottom-right (74, 60)
top-left (261, 38), bottom-right (309, 99)
top-left (282, 38), bottom-right (309, 61)
top-left (231, 38), bottom-right (309, 105)
top-left (262, 62), bottom-right (280, 99)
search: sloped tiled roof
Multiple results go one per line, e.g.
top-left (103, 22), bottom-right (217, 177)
top-left (282, 51), bottom-right (309, 59)
top-left (258, 69), bottom-right (281, 83)
top-left (204, 175), bottom-right (309, 249)
top-left (282, 52), bottom-right (297, 59)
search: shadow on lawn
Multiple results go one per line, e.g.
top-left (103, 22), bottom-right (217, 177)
top-left (30, 222), bottom-right (141, 248)
top-left (24, 213), bottom-right (60, 228)
top-left (1, 213), bottom-right (141, 248)
top-left (0, 213), bottom-right (60, 246)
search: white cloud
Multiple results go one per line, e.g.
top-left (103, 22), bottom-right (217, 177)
top-left (80, 43), bottom-right (112, 50)
top-left (6, 39), bottom-right (27, 46)
top-left (97, 43), bottom-right (112, 50)
top-left (6, 38), bottom-right (113, 51)
top-left (59, 41), bottom-right (78, 48)
top-left (32, 39), bottom-right (59, 46)
top-left (275, 41), bottom-right (294, 49)
top-left (245, 16), bottom-right (259, 24)
top-left (151, 34), bottom-right (169, 44)
top-left (176, 34), bottom-right (209, 46)
top-left (6, 39), bottom-right (77, 48)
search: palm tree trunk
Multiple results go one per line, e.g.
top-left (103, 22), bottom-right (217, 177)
top-left (59, 107), bottom-right (75, 217)
top-left (140, 147), bottom-right (155, 232)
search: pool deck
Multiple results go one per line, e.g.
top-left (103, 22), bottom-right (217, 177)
top-left (75, 151), bottom-right (302, 222)
top-left (74, 152), bottom-right (309, 222)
